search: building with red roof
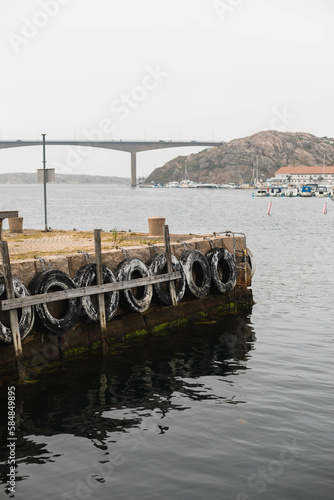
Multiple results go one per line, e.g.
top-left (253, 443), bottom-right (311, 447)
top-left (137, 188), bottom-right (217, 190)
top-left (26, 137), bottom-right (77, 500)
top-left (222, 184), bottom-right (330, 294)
top-left (274, 166), bottom-right (334, 184)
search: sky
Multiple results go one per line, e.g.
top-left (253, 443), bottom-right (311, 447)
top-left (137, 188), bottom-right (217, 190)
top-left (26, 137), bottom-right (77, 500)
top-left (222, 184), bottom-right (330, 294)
top-left (0, 0), bottom-right (333, 179)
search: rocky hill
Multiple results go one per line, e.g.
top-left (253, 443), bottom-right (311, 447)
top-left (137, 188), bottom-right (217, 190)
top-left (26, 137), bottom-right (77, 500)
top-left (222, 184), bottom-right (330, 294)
top-left (0, 173), bottom-right (130, 184)
top-left (146, 131), bottom-right (334, 184)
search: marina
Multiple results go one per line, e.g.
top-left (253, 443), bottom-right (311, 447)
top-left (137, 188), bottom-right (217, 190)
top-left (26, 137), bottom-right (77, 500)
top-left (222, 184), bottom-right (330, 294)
top-left (255, 184), bottom-right (334, 197)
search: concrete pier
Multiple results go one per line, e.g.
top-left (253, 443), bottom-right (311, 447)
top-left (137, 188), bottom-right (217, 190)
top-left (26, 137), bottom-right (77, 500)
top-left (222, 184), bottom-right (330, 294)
top-left (0, 233), bottom-right (253, 376)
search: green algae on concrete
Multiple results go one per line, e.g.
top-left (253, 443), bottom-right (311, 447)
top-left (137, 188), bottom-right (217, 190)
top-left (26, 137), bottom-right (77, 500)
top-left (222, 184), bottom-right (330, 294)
top-left (123, 329), bottom-right (147, 340)
top-left (0, 292), bottom-right (253, 380)
top-left (151, 317), bottom-right (189, 336)
top-left (62, 345), bottom-right (91, 359)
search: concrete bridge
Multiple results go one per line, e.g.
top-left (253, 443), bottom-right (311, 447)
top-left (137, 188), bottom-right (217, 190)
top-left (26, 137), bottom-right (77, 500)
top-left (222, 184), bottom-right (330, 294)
top-left (0, 140), bottom-right (223, 186)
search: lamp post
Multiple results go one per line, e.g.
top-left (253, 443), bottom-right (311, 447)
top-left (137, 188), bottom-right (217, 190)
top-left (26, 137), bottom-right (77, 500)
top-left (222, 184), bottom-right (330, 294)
top-left (37, 134), bottom-right (55, 230)
top-left (41, 133), bottom-right (48, 231)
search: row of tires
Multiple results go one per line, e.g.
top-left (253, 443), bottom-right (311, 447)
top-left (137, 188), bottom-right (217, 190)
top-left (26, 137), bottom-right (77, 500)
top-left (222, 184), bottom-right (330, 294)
top-left (0, 247), bottom-right (237, 344)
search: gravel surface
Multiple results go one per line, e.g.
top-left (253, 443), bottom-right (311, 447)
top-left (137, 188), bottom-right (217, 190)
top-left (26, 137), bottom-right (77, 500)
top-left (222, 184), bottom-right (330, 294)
top-left (2, 230), bottom-right (202, 260)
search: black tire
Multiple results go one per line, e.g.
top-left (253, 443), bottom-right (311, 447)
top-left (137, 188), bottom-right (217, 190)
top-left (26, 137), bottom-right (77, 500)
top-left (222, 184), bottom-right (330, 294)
top-left (0, 277), bottom-right (35, 344)
top-left (179, 250), bottom-right (211, 298)
top-left (74, 263), bottom-right (119, 323)
top-left (29, 270), bottom-right (80, 334)
top-left (205, 247), bottom-right (237, 295)
top-left (115, 258), bottom-right (153, 313)
top-left (147, 253), bottom-right (186, 305)
top-left (246, 247), bottom-right (256, 278)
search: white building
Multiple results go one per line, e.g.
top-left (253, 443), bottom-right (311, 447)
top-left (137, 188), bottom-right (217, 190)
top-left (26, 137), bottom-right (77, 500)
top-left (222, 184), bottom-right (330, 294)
top-left (274, 166), bottom-right (334, 185)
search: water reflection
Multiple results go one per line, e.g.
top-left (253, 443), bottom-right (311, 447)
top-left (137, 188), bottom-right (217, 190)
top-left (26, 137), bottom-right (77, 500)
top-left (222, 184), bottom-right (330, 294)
top-left (0, 311), bottom-right (255, 492)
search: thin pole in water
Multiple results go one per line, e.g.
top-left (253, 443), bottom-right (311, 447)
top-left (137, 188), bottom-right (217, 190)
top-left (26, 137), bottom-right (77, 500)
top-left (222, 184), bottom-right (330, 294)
top-left (267, 201), bottom-right (272, 215)
top-left (323, 202), bottom-right (327, 215)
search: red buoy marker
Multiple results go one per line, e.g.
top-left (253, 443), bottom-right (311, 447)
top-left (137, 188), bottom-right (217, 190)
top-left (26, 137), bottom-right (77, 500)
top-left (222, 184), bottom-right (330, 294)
top-left (323, 202), bottom-right (327, 215)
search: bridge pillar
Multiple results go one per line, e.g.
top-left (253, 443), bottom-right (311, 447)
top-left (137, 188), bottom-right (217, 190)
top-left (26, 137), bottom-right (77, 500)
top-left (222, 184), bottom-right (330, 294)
top-left (131, 152), bottom-right (137, 187)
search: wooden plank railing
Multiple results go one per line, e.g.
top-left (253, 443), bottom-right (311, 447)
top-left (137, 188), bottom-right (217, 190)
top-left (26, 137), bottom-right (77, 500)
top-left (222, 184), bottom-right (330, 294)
top-left (0, 271), bottom-right (181, 311)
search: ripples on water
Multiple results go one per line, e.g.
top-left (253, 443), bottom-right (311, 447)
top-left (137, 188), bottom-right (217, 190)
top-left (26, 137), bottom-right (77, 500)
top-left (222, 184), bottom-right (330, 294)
top-left (0, 185), bottom-right (333, 500)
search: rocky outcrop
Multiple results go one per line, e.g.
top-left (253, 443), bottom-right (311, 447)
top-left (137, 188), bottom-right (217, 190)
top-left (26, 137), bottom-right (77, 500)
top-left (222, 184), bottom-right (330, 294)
top-left (146, 131), bottom-right (334, 184)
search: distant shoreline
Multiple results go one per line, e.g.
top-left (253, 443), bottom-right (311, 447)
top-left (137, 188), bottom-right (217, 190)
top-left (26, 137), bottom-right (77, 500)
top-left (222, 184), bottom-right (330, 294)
top-left (0, 172), bottom-right (131, 185)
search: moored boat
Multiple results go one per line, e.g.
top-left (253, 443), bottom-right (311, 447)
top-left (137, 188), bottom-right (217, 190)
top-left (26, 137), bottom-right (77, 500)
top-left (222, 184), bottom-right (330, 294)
top-left (269, 187), bottom-right (282, 197)
top-left (139, 183), bottom-right (162, 188)
top-left (179, 180), bottom-right (198, 188)
top-left (256, 189), bottom-right (268, 197)
top-left (283, 186), bottom-right (300, 197)
top-left (165, 181), bottom-right (180, 188)
top-left (300, 185), bottom-right (313, 197)
top-left (314, 186), bottom-right (328, 197)
top-left (196, 183), bottom-right (219, 188)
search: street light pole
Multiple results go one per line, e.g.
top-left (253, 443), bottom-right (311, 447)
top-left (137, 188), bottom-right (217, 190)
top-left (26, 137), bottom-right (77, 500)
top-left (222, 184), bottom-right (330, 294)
top-left (41, 133), bottom-right (48, 231)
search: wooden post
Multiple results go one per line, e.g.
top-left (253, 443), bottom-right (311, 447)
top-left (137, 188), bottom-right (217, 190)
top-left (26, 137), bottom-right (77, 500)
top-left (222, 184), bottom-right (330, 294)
top-left (163, 225), bottom-right (177, 306)
top-left (94, 229), bottom-right (108, 353)
top-left (0, 241), bottom-right (26, 381)
top-left (0, 212), bottom-right (19, 242)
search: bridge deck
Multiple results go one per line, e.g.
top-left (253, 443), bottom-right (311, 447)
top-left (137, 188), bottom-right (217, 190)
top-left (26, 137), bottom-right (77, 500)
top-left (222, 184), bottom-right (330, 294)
top-left (0, 140), bottom-right (224, 186)
top-left (0, 140), bottom-right (222, 153)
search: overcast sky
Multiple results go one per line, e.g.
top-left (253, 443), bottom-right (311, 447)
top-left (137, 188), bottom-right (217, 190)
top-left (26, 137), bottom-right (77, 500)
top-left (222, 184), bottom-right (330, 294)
top-left (1, 0), bottom-right (333, 178)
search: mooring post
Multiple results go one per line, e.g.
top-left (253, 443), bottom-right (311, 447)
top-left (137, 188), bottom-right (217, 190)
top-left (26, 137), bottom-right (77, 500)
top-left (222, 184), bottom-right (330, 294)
top-left (94, 229), bottom-right (108, 353)
top-left (0, 241), bottom-right (27, 381)
top-left (163, 225), bottom-right (177, 307)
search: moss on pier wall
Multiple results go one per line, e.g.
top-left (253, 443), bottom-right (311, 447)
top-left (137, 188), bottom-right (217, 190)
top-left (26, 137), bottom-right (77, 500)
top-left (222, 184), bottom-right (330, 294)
top-left (0, 289), bottom-right (253, 379)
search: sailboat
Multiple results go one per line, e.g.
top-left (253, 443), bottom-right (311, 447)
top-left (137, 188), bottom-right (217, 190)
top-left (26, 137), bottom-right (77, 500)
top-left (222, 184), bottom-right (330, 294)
top-left (179, 166), bottom-right (197, 188)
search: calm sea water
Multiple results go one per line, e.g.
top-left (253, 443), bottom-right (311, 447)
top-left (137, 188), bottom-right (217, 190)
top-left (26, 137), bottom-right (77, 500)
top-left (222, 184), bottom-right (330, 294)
top-left (0, 184), bottom-right (333, 500)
